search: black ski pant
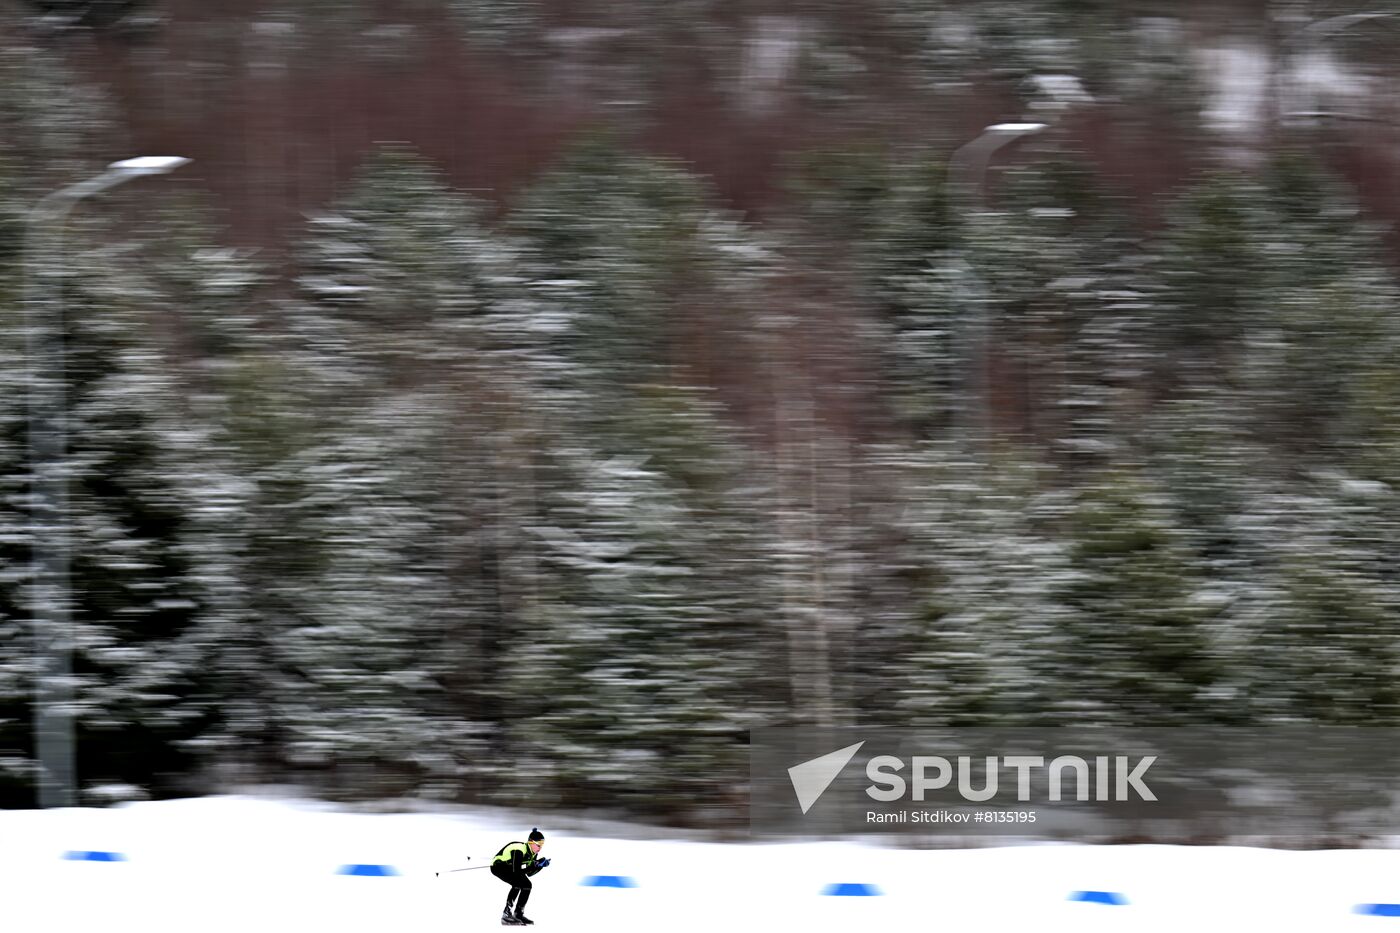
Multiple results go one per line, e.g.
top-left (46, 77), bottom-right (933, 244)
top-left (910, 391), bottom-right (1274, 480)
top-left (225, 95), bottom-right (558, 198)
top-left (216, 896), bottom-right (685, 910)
top-left (491, 861), bottom-right (532, 913)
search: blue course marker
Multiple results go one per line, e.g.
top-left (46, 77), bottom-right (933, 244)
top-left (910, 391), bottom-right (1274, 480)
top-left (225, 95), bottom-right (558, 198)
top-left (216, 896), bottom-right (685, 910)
top-left (1355, 903), bottom-right (1400, 917)
top-left (336, 864), bottom-right (399, 877)
top-left (1069, 890), bottom-right (1128, 906)
top-left (580, 875), bottom-right (637, 888)
top-left (822, 883), bottom-right (881, 897)
top-left (62, 850), bottom-right (127, 862)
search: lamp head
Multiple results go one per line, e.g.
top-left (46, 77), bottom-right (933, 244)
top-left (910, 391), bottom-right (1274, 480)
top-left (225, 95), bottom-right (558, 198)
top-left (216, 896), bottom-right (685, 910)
top-left (986, 122), bottom-right (1048, 134)
top-left (108, 156), bottom-right (192, 176)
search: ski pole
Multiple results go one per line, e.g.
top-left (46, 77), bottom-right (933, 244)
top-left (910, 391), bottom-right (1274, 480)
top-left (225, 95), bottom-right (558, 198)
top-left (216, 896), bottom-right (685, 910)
top-left (436, 865), bottom-right (491, 876)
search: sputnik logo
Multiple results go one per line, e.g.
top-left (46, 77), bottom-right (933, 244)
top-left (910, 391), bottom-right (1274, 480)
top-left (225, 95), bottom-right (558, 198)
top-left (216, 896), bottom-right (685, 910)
top-left (788, 741), bottom-right (865, 814)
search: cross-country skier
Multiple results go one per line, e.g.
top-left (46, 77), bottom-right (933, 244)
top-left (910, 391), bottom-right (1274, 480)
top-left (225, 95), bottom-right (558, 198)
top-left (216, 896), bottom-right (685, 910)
top-left (491, 827), bottom-right (549, 925)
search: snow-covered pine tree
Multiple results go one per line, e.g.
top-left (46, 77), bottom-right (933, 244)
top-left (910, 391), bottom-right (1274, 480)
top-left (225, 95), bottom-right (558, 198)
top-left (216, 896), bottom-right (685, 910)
top-left (0, 149), bottom-right (31, 806)
top-left (0, 38), bottom-right (218, 803)
top-left (496, 140), bottom-right (783, 818)
top-left (1055, 466), bottom-right (1223, 725)
top-left (871, 444), bottom-right (1078, 727)
top-left (1217, 470), bottom-right (1400, 725)
top-left (238, 148), bottom-right (510, 798)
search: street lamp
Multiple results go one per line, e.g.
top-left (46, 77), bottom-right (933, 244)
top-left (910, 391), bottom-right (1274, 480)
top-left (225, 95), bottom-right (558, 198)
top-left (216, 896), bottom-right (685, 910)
top-left (946, 123), bottom-right (1046, 442)
top-left (23, 155), bottom-right (190, 809)
top-left (948, 123), bottom-right (1048, 210)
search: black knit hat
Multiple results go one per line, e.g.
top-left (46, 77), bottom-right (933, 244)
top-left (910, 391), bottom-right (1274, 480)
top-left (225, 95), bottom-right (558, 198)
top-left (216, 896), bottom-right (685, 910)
top-left (528, 827), bottom-right (545, 842)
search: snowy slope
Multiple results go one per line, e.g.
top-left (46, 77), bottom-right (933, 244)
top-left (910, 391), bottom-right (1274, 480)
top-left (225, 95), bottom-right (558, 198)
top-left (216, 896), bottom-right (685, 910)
top-left (2, 796), bottom-right (1399, 932)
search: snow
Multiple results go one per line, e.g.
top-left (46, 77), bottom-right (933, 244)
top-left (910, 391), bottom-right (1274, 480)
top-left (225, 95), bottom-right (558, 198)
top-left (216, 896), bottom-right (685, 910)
top-left (1196, 34), bottom-right (1384, 146)
top-left (740, 16), bottom-right (807, 113)
top-left (1198, 41), bottom-right (1270, 137)
top-left (3, 796), bottom-right (1399, 932)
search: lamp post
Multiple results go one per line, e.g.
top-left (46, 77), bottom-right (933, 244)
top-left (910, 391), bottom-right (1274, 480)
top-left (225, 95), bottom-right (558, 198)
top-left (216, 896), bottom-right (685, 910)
top-left (24, 155), bottom-right (190, 809)
top-left (946, 123), bottom-right (1046, 442)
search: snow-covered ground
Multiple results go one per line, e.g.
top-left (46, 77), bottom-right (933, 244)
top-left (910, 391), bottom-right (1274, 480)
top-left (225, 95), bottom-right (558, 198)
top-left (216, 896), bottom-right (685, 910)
top-left (3, 796), bottom-right (1400, 932)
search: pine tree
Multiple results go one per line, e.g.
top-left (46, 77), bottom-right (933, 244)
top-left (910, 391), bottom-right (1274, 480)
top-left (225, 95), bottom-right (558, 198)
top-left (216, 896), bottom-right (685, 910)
top-left (226, 148), bottom-right (512, 797)
top-left (875, 445), bottom-right (1077, 727)
top-left (109, 199), bottom-right (291, 791)
top-left (500, 437), bottom-right (774, 817)
top-left (1056, 467), bottom-right (1223, 724)
top-left (1229, 474), bottom-right (1400, 724)
top-left (0, 40), bottom-right (217, 803)
top-left (495, 141), bottom-right (785, 816)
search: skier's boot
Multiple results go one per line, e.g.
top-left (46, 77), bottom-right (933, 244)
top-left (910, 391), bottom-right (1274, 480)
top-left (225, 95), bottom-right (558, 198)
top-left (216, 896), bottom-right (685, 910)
top-left (513, 911), bottom-right (535, 926)
top-left (502, 908), bottom-right (523, 925)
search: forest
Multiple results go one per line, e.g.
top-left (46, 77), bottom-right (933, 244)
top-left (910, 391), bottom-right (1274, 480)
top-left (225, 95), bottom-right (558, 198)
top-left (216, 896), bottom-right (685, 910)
top-left (3, 0), bottom-right (1400, 823)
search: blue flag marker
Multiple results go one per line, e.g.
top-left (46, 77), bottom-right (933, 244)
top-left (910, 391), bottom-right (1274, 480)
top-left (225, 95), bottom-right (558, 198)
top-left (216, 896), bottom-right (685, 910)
top-left (1355, 903), bottom-right (1400, 917)
top-left (1069, 890), bottom-right (1128, 906)
top-left (822, 883), bottom-right (881, 896)
top-left (580, 875), bottom-right (637, 888)
top-left (62, 850), bottom-right (127, 862)
top-left (336, 864), bottom-right (399, 877)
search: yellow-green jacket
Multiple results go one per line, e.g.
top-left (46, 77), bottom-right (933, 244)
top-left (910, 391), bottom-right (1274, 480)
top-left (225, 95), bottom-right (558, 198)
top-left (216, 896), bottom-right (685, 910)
top-left (493, 841), bottom-right (542, 876)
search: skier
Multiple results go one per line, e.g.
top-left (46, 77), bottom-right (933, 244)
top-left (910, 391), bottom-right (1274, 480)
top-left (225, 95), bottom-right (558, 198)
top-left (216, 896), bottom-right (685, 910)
top-left (491, 827), bottom-right (550, 925)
